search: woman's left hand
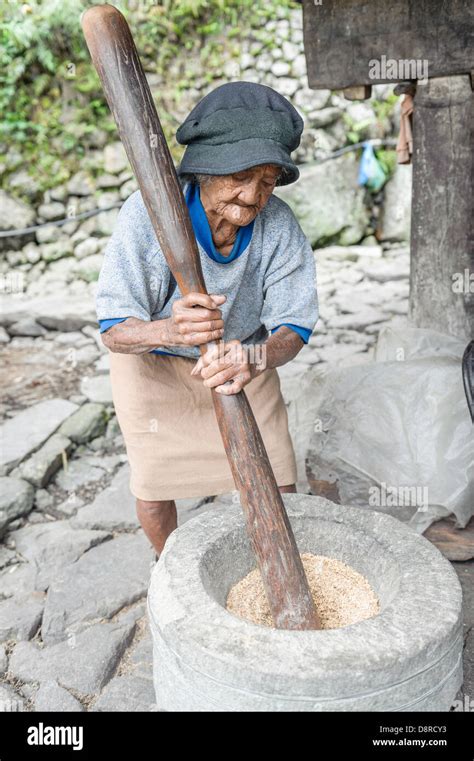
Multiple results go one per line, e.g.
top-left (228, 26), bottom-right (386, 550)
top-left (191, 339), bottom-right (261, 395)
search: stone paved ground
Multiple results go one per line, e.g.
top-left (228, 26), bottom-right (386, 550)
top-left (0, 242), bottom-right (472, 711)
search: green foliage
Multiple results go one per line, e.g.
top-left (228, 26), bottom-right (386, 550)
top-left (0, 0), bottom-right (296, 194)
top-left (375, 148), bottom-right (397, 180)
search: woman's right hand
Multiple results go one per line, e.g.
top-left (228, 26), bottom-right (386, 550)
top-left (164, 292), bottom-right (226, 346)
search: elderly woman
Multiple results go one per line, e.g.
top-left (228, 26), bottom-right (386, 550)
top-left (96, 82), bottom-right (319, 555)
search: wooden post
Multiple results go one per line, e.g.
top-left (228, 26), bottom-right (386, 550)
top-left (410, 75), bottom-right (474, 339)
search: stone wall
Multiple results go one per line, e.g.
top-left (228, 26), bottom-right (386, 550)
top-left (0, 7), bottom-right (409, 308)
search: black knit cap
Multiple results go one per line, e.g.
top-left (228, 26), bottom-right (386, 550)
top-left (176, 82), bottom-right (303, 186)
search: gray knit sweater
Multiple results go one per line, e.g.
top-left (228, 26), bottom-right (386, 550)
top-left (95, 184), bottom-right (319, 359)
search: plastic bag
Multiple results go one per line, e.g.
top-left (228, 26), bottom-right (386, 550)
top-left (293, 327), bottom-right (474, 532)
top-left (358, 142), bottom-right (387, 192)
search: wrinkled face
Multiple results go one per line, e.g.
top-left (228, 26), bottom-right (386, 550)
top-left (200, 164), bottom-right (281, 227)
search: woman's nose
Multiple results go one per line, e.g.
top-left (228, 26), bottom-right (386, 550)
top-left (238, 181), bottom-right (263, 205)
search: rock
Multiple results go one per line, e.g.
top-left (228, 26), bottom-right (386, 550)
top-left (73, 344), bottom-right (100, 365)
top-left (20, 434), bottom-right (72, 488)
top-left (0, 294), bottom-right (97, 332)
top-left (128, 632), bottom-right (153, 678)
top-left (313, 344), bottom-right (368, 364)
top-left (40, 239), bottom-right (74, 262)
top-left (255, 52), bottom-right (273, 72)
top-left (7, 318), bottom-right (46, 337)
top-left (94, 353), bottom-right (110, 374)
top-left (104, 142), bottom-right (129, 174)
top-left (95, 208), bottom-right (119, 236)
top-left (10, 520), bottom-right (110, 591)
top-left (54, 459), bottom-right (105, 492)
top-left (41, 533), bottom-right (152, 644)
top-left (92, 675), bottom-right (156, 712)
top-left (67, 171), bottom-right (95, 197)
top-left (72, 253), bottom-right (104, 282)
top-left (37, 202), bottom-right (66, 221)
top-left (0, 547), bottom-right (16, 569)
top-left (240, 52), bottom-right (254, 70)
top-left (330, 309), bottom-right (388, 331)
top-left (35, 223), bottom-right (63, 244)
top-left (291, 53), bottom-right (307, 78)
top-left (83, 453), bottom-right (125, 473)
top-left (377, 164), bottom-right (412, 242)
top-left (49, 185), bottom-right (68, 202)
top-left (68, 394), bottom-right (88, 406)
top-left (281, 39), bottom-right (301, 60)
top-left (59, 403), bottom-right (107, 444)
top-left (74, 237), bottom-right (100, 259)
top-left (9, 169), bottom-right (41, 198)
top-left (98, 191), bottom-right (120, 208)
top-left (45, 495), bottom-right (84, 520)
top-left (0, 326), bottom-right (10, 343)
top-left (9, 621), bottom-right (136, 695)
top-left (0, 592), bottom-right (44, 641)
top-left (275, 155), bottom-right (369, 247)
top-left (23, 242), bottom-right (41, 263)
top-left (0, 399), bottom-right (78, 474)
top-left (35, 680), bottom-right (85, 712)
top-left (72, 466), bottom-right (138, 531)
top-left (0, 562), bottom-right (36, 600)
top-left (97, 173), bottom-right (121, 189)
top-left (0, 644), bottom-right (7, 675)
top-left (35, 490), bottom-right (54, 513)
top-left (274, 76), bottom-right (299, 97)
top-left (105, 417), bottom-right (120, 439)
top-left (0, 478), bottom-right (35, 536)
top-left (120, 178), bottom-right (138, 200)
top-left (307, 106), bottom-right (341, 129)
top-left (80, 374), bottom-right (113, 404)
top-left (0, 683), bottom-right (25, 712)
top-left (0, 190), bottom-right (35, 232)
top-left (294, 86), bottom-right (331, 112)
top-left (271, 60), bottom-right (291, 77)
top-left (360, 257), bottom-right (410, 283)
top-left (53, 330), bottom-right (90, 346)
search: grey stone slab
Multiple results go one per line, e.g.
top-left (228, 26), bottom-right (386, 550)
top-left (71, 466), bottom-right (138, 531)
top-left (0, 592), bottom-right (44, 641)
top-left (0, 547), bottom-right (16, 569)
top-left (10, 521), bottom-right (111, 591)
top-left (9, 621), bottom-right (135, 695)
top-left (0, 683), bottom-right (26, 712)
top-left (34, 489), bottom-right (54, 512)
top-left (0, 399), bottom-right (78, 473)
top-left (20, 434), bottom-right (72, 488)
top-left (8, 318), bottom-right (46, 337)
top-left (0, 562), bottom-right (36, 600)
top-left (0, 477), bottom-right (34, 536)
top-left (59, 403), bottom-right (106, 444)
top-left (80, 375), bottom-right (113, 404)
top-left (42, 533), bottom-right (153, 644)
top-left (92, 675), bottom-right (156, 712)
top-left (0, 644), bottom-right (7, 675)
top-left (54, 460), bottom-right (105, 492)
top-left (330, 308), bottom-right (388, 331)
top-left (45, 495), bottom-right (85, 520)
top-left (34, 680), bottom-right (85, 712)
top-left (129, 632), bottom-right (153, 680)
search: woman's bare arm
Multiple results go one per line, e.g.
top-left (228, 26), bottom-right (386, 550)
top-left (101, 292), bottom-right (226, 354)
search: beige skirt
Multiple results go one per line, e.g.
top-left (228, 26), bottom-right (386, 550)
top-left (108, 351), bottom-right (297, 501)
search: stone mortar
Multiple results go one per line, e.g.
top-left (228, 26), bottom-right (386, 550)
top-left (147, 494), bottom-right (463, 711)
